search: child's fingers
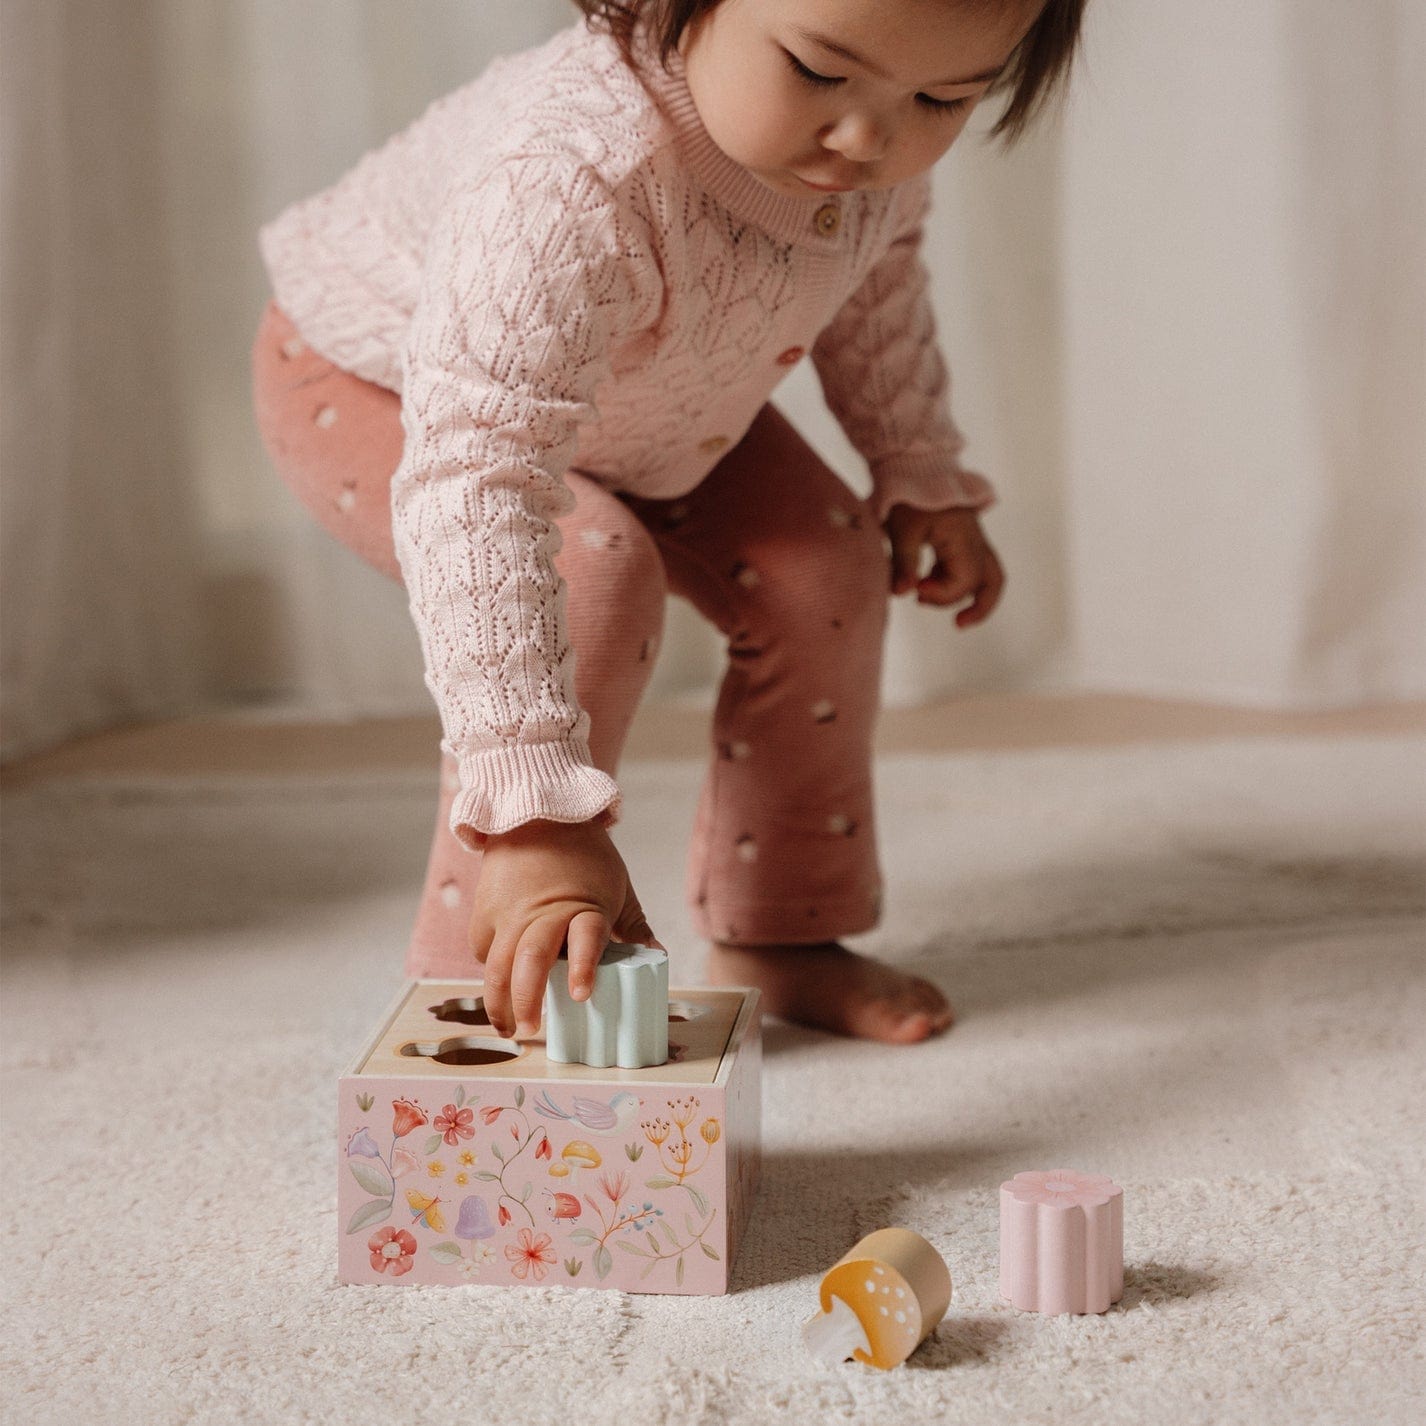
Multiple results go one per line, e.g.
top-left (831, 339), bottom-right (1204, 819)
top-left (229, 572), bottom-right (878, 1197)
top-left (508, 916), bottom-right (567, 1039)
top-left (565, 910), bottom-right (611, 1002)
top-left (916, 555), bottom-right (978, 607)
top-left (480, 933), bottom-right (519, 1037)
top-left (887, 525), bottom-right (926, 595)
top-left (467, 912), bottom-right (495, 965)
top-left (953, 559), bottom-right (1006, 626)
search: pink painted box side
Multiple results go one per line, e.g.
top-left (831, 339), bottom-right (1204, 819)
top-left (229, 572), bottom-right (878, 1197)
top-left (336, 980), bottom-right (760, 1296)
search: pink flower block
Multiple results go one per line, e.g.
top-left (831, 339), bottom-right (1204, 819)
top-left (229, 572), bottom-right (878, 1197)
top-left (999, 1170), bottom-right (1124, 1315)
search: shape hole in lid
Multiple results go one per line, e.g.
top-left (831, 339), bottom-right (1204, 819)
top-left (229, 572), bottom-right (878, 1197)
top-left (398, 1036), bottom-right (522, 1066)
top-left (426, 996), bottom-right (491, 1026)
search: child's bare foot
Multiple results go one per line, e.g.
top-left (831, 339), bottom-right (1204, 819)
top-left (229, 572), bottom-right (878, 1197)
top-left (705, 940), bottom-right (953, 1044)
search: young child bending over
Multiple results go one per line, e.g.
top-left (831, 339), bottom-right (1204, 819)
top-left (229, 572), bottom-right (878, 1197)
top-left (251, 0), bottom-right (1085, 1045)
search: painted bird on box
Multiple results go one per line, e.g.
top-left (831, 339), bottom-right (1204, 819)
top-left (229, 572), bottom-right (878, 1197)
top-left (533, 1089), bottom-right (640, 1137)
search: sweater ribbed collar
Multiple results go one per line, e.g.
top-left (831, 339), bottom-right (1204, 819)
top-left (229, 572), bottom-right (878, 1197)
top-left (626, 23), bottom-right (866, 250)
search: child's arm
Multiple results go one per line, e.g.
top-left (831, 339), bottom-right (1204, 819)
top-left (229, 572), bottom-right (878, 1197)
top-left (808, 172), bottom-right (995, 528)
top-left (390, 153), bottom-right (666, 1020)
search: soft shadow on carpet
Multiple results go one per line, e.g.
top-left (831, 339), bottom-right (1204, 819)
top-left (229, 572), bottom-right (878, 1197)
top-left (2, 735), bottom-right (1423, 1425)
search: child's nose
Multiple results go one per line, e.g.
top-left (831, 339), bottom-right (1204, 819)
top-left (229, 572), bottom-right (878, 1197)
top-left (820, 112), bottom-right (889, 166)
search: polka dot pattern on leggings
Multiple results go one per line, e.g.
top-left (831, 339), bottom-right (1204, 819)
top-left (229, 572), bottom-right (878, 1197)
top-left (335, 482), bottom-right (357, 513)
top-left (314, 405), bottom-right (338, 429)
top-left (439, 879), bottom-right (461, 909)
top-left (812, 699), bottom-right (838, 724)
top-left (735, 836), bottom-right (758, 863)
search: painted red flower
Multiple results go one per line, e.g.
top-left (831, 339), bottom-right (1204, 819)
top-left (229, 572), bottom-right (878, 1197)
top-left (498, 1203), bottom-right (511, 1227)
top-left (479, 1106), bottom-right (503, 1125)
top-left (504, 1228), bottom-right (556, 1281)
top-left (368, 1226), bottom-right (418, 1276)
top-left (535, 1134), bottom-right (552, 1161)
top-left (433, 1103), bottom-right (475, 1145)
top-left (392, 1098), bottom-right (427, 1138)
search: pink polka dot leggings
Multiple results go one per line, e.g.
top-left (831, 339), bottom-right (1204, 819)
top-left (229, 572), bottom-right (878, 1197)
top-left (251, 299), bottom-right (890, 977)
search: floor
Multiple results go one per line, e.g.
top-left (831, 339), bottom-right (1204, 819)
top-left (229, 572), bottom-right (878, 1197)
top-left (2, 701), bottom-right (1422, 1424)
top-left (4, 691), bottom-right (1423, 784)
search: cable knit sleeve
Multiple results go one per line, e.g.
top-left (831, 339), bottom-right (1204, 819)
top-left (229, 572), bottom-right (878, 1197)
top-left (809, 174), bottom-right (996, 525)
top-left (391, 154), bottom-right (663, 851)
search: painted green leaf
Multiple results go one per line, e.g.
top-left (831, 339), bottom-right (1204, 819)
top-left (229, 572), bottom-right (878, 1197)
top-left (701, 1243), bottom-right (720, 1260)
top-left (615, 1241), bottom-right (650, 1257)
top-left (519, 1181), bottom-right (532, 1202)
top-left (428, 1242), bottom-right (463, 1265)
top-left (568, 1229), bottom-right (597, 1246)
top-left (685, 1215), bottom-right (700, 1238)
top-left (645, 1176), bottom-right (675, 1190)
top-left (676, 1255), bottom-right (685, 1287)
top-left (455, 1086), bottom-right (465, 1108)
top-left (594, 1245), bottom-right (613, 1281)
top-left (423, 1133), bottom-right (442, 1157)
top-left (685, 1185), bottom-right (709, 1216)
top-left (474, 1171), bottom-right (499, 1181)
top-left (514, 1085), bottom-right (525, 1108)
top-left (639, 1257), bottom-right (659, 1280)
top-left (349, 1161), bottom-right (394, 1197)
top-left (492, 1142), bottom-right (505, 1162)
top-left (346, 1196), bottom-right (392, 1235)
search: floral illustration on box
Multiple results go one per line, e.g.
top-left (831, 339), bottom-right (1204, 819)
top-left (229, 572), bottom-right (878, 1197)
top-left (345, 1087), bottom-right (722, 1286)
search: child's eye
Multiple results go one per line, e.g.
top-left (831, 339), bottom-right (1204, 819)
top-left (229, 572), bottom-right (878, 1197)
top-left (917, 94), bottom-right (970, 117)
top-left (781, 49), bottom-right (970, 117)
top-left (782, 49), bottom-right (841, 89)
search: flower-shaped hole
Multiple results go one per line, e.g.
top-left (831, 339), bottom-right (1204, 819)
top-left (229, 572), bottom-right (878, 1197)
top-left (666, 1000), bottom-right (709, 1023)
top-left (426, 996), bottom-right (491, 1026)
top-left (398, 1036), bottom-right (521, 1066)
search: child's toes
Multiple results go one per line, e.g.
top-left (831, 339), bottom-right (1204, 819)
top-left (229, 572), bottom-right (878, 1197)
top-left (909, 977), bottom-right (954, 1031)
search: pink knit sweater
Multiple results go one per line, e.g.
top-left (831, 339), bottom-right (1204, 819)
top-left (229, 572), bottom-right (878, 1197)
top-left (258, 15), bottom-right (994, 850)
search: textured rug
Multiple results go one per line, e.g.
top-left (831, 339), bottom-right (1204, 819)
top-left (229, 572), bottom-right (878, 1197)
top-left (2, 734), bottom-right (1424, 1425)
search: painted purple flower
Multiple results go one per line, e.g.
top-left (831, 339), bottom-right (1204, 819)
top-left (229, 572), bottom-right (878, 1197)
top-left (347, 1128), bottom-right (380, 1159)
top-left (455, 1195), bottom-right (495, 1240)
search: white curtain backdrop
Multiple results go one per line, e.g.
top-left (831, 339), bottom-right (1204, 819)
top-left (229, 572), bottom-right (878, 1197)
top-left (3, 0), bottom-right (1422, 760)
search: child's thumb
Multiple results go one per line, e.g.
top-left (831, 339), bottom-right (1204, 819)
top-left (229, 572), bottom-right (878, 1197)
top-left (617, 907), bottom-right (663, 951)
top-left (888, 531), bottom-right (921, 595)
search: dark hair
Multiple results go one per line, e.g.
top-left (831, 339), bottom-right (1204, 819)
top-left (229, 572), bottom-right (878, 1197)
top-left (570, 0), bottom-right (1087, 144)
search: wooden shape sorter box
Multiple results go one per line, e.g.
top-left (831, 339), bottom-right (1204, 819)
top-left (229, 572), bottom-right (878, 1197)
top-left (338, 980), bottom-right (762, 1295)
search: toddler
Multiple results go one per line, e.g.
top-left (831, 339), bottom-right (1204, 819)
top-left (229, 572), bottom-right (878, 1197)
top-left (251, 0), bottom-right (1085, 1045)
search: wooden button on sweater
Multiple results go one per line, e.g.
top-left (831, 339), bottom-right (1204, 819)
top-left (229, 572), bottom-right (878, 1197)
top-left (699, 435), bottom-right (730, 454)
top-left (813, 202), bottom-right (841, 236)
top-left (776, 346), bottom-right (805, 366)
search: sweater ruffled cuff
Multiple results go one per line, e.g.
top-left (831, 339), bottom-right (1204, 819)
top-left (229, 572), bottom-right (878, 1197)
top-left (869, 450), bottom-right (998, 525)
top-left (447, 739), bottom-right (623, 851)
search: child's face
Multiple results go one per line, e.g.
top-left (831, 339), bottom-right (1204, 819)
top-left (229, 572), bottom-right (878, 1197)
top-left (678, 0), bottom-right (1043, 196)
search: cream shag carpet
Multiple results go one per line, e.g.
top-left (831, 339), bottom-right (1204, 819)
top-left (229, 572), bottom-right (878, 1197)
top-left (2, 735), bottom-right (1424, 1425)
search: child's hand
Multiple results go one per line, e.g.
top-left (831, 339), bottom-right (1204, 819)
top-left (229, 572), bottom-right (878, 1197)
top-left (468, 818), bottom-right (661, 1040)
top-left (883, 503), bottom-right (1005, 627)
